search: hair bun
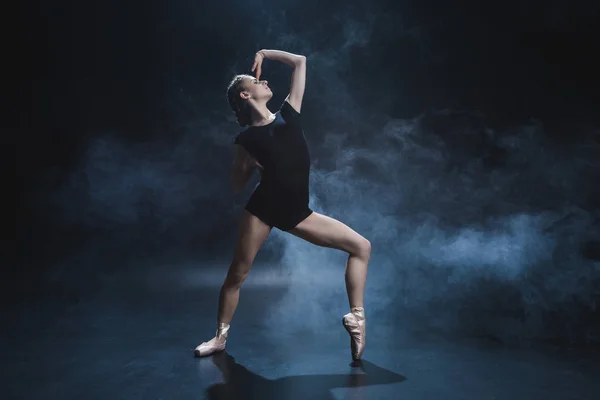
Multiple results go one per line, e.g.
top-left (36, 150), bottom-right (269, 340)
top-left (227, 74), bottom-right (252, 127)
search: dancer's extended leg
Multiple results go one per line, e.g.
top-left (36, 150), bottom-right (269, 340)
top-left (194, 210), bottom-right (272, 357)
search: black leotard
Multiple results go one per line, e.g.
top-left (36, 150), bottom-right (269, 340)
top-left (233, 99), bottom-right (313, 230)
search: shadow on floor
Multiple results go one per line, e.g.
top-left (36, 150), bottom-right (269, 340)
top-left (197, 351), bottom-right (406, 400)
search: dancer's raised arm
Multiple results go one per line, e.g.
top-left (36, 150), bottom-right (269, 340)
top-left (252, 49), bottom-right (306, 113)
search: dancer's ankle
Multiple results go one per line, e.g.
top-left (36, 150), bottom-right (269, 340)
top-left (217, 322), bottom-right (230, 338)
top-left (351, 307), bottom-right (365, 319)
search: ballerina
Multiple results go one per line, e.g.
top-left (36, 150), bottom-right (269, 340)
top-left (195, 49), bottom-right (370, 360)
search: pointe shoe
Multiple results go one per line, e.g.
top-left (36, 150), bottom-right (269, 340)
top-left (194, 323), bottom-right (229, 357)
top-left (342, 308), bottom-right (366, 360)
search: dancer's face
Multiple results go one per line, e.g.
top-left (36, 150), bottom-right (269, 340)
top-left (240, 76), bottom-right (272, 102)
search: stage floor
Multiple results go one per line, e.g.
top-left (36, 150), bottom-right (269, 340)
top-left (5, 263), bottom-right (600, 400)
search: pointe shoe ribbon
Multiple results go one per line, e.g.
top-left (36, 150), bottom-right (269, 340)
top-left (342, 308), bottom-right (366, 360)
top-left (194, 323), bottom-right (230, 357)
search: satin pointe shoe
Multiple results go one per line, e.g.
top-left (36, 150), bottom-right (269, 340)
top-left (342, 307), bottom-right (366, 360)
top-left (194, 323), bottom-right (230, 357)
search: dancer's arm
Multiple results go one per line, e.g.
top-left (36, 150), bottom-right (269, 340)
top-left (255, 49), bottom-right (306, 113)
top-left (231, 145), bottom-right (259, 193)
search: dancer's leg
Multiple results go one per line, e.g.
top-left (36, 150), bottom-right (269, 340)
top-left (288, 212), bottom-right (371, 309)
top-left (218, 210), bottom-right (272, 324)
top-left (195, 210), bottom-right (271, 357)
top-left (288, 211), bottom-right (370, 360)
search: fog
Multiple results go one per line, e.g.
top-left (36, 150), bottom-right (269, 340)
top-left (26, 0), bottom-right (600, 345)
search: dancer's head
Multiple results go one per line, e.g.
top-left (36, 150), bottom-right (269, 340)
top-left (226, 74), bottom-right (272, 127)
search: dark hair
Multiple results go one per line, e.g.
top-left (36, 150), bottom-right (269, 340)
top-left (226, 74), bottom-right (252, 127)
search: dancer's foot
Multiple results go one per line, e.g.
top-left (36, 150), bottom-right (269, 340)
top-left (342, 307), bottom-right (366, 360)
top-left (194, 323), bottom-right (229, 357)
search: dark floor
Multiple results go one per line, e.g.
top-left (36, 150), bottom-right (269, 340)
top-left (4, 262), bottom-right (600, 400)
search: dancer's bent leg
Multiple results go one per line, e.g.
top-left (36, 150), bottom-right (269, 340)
top-left (288, 211), bottom-right (371, 360)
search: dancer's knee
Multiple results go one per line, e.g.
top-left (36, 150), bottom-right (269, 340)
top-left (224, 262), bottom-right (252, 288)
top-left (354, 237), bottom-right (371, 260)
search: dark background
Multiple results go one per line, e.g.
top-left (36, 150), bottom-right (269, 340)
top-left (10, 0), bottom-right (600, 345)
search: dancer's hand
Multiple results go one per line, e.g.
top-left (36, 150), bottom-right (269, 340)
top-left (247, 156), bottom-right (263, 170)
top-left (251, 51), bottom-right (265, 80)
